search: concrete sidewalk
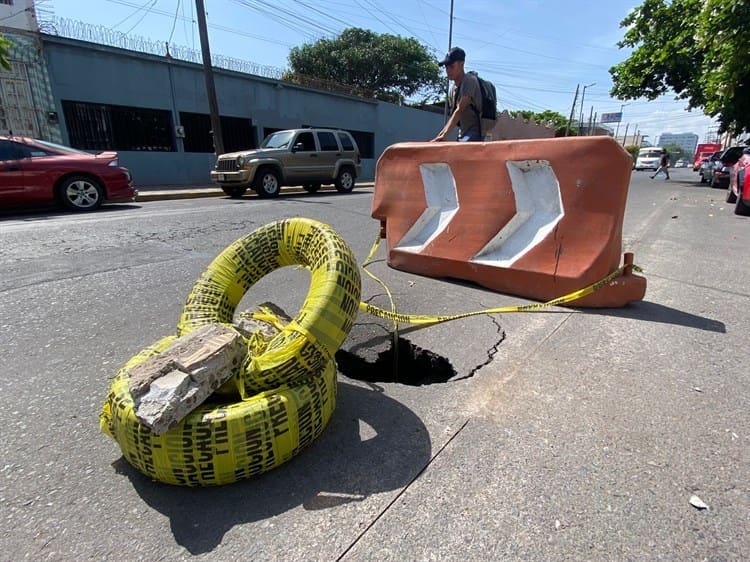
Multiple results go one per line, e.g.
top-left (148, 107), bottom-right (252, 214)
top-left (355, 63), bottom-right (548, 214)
top-left (135, 182), bottom-right (375, 202)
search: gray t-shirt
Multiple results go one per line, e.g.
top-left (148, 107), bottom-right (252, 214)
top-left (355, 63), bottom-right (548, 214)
top-left (451, 72), bottom-right (482, 137)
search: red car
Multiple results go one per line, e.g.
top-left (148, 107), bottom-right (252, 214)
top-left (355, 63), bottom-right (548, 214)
top-left (0, 136), bottom-right (136, 212)
top-left (727, 146), bottom-right (750, 216)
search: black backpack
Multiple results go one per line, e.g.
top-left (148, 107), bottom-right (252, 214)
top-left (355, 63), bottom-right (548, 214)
top-left (467, 71), bottom-right (498, 121)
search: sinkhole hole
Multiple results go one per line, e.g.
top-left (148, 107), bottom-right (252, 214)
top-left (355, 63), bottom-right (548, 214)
top-left (335, 337), bottom-right (456, 386)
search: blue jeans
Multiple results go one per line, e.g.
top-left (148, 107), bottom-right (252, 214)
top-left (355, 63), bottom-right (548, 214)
top-left (458, 131), bottom-right (482, 142)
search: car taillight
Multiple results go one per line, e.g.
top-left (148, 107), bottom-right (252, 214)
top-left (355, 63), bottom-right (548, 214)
top-left (356, 152), bottom-right (361, 164)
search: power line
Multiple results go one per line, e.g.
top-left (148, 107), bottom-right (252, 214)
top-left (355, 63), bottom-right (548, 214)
top-left (167, 0), bottom-right (181, 45)
top-left (123, 0), bottom-right (159, 35)
top-left (110, 0), bottom-right (155, 29)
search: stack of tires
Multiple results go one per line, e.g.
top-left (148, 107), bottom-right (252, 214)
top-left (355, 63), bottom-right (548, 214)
top-left (100, 218), bottom-right (362, 486)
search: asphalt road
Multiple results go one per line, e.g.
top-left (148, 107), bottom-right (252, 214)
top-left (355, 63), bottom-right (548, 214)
top-left (1, 168), bottom-right (747, 560)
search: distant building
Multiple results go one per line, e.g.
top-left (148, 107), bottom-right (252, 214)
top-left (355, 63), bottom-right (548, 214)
top-left (0, 0), bottom-right (38, 32)
top-left (657, 132), bottom-right (699, 155)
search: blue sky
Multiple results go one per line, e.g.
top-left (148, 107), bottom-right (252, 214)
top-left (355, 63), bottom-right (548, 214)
top-left (45, 0), bottom-right (719, 144)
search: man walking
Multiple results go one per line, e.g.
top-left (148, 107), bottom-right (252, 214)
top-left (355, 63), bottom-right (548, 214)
top-left (651, 149), bottom-right (671, 180)
top-left (432, 47), bottom-right (483, 142)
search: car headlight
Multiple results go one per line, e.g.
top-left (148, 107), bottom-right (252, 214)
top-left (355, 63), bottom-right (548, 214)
top-left (236, 155), bottom-right (246, 167)
top-left (108, 159), bottom-right (119, 167)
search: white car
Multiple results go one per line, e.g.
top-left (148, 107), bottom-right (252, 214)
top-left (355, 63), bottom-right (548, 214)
top-left (635, 147), bottom-right (663, 171)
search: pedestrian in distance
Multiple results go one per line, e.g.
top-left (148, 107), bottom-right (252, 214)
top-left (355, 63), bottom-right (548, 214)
top-left (431, 47), bottom-right (483, 142)
top-left (651, 149), bottom-right (671, 180)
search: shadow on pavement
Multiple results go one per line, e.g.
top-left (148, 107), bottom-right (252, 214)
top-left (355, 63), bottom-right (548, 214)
top-left (112, 381), bottom-right (431, 554)
top-left (589, 300), bottom-right (726, 333)
top-left (0, 203), bottom-right (140, 220)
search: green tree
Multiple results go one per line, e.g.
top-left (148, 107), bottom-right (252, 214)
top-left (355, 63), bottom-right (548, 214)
top-left (0, 34), bottom-right (12, 70)
top-left (662, 142), bottom-right (685, 161)
top-left (609, 0), bottom-right (750, 136)
top-left (510, 110), bottom-right (573, 137)
top-left (285, 28), bottom-right (443, 103)
top-left (624, 145), bottom-right (640, 163)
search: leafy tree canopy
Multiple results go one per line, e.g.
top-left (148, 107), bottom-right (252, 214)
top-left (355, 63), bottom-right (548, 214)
top-left (0, 34), bottom-right (12, 70)
top-left (510, 110), bottom-right (574, 137)
top-left (610, 0), bottom-right (750, 136)
top-left (286, 28), bottom-right (443, 104)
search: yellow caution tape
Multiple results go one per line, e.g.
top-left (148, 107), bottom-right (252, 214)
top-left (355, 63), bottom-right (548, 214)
top-left (358, 232), bottom-right (643, 326)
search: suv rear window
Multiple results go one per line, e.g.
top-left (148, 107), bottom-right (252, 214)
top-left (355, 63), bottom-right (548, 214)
top-left (338, 132), bottom-right (354, 151)
top-left (317, 132), bottom-right (339, 151)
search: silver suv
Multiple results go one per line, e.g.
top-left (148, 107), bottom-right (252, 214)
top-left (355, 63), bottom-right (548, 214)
top-left (211, 128), bottom-right (362, 198)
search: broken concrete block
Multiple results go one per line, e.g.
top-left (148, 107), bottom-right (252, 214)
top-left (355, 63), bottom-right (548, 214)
top-left (127, 324), bottom-right (247, 435)
top-left (234, 301), bottom-right (293, 340)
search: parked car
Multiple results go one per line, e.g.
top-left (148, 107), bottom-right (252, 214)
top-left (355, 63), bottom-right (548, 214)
top-left (210, 128), bottom-right (362, 198)
top-left (674, 159), bottom-right (687, 168)
top-left (634, 147), bottom-right (663, 171)
top-left (699, 151), bottom-right (723, 184)
top-left (0, 136), bottom-right (135, 212)
top-left (726, 146), bottom-right (750, 216)
top-left (706, 146), bottom-right (744, 189)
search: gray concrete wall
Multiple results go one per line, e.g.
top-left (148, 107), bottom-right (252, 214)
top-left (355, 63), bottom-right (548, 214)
top-left (41, 36), bottom-right (446, 186)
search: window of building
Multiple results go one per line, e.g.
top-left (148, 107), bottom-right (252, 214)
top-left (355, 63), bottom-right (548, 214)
top-left (348, 129), bottom-right (374, 158)
top-left (180, 112), bottom-right (255, 153)
top-left (62, 101), bottom-right (174, 151)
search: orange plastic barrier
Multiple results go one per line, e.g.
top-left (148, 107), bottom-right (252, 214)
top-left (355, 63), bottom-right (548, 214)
top-left (371, 137), bottom-right (646, 308)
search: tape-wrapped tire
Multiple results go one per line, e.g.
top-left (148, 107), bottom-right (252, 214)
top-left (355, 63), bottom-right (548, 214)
top-left (100, 336), bottom-right (338, 486)
top-left (178, 218), bottom-right (361, 397)
top-left (100, 218), bottom-right (361, 486)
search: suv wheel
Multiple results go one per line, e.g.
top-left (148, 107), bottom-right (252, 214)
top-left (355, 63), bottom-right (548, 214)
top-left (335, 167), bottom-right (356, 193)
top-left (222, 186), bottom-right (247, 198)
top-left (254, 168), bottom-right (281, 198)
top-left (303, 183), bottom-right (321, 193)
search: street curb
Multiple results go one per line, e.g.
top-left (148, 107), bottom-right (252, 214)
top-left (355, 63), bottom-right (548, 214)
top-left (135, 183), bottom-right (375, 202)
top-left (135, 190), bottom-right (224, 202)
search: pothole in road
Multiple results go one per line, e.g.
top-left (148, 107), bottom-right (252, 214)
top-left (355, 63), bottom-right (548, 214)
top-left (335, 337), bottom-right (456, 386)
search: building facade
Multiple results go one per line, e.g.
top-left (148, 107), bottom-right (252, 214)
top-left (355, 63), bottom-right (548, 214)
top-left (2, 9), bottom-right (557, 187)
top-left (657, 132), bottom-right (699, 156)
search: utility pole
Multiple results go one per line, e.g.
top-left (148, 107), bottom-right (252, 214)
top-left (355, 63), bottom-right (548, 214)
top-left (565, 84), bottom-right (579, 136)
top-left (614, 103), bottom-right (628, 141)
top-left (578, 82), bottom-right (595, 133)
top-left (443, 0), bottom-right (455, 122)
top-left (196, 0), bottom-right (224, 155)
top-left (587, 107), bottom-right (594, 135)
top-left (622, 123), bottom-right (630, 145)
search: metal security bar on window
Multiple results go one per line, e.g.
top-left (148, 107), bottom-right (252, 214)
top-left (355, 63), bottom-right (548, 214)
top-left (180, 112), bottom-right (254, 153)
top-left (62, 100), bottom-right (174, 151)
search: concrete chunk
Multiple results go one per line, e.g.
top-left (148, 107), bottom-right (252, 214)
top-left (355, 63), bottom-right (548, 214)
top-left (127, 324), bottom-right (247, 435)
